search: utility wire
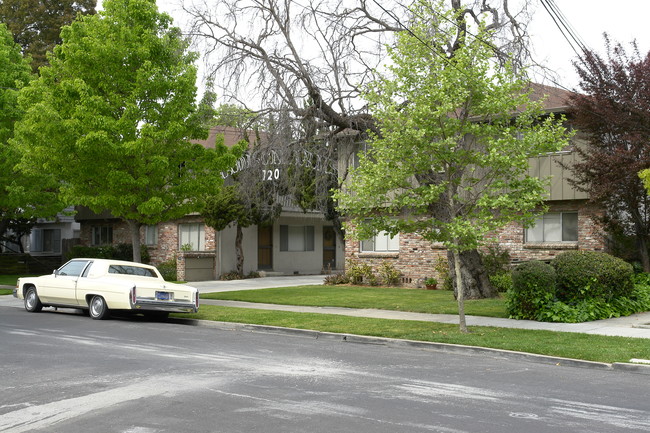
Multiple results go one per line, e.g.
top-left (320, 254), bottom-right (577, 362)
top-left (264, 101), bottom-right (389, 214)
top-left (539, 0), bottom-right (589, 64)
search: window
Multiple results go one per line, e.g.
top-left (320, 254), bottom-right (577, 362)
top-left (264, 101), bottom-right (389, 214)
top-left (31, 229), bottom-right (61, 253)
top-left (361, 231), bottom-right (399, 252)
top-left (57, 260), bottom-right (90, 277)
top-left (179, 223), bottom-right (205, 251)
top-left (144, 225), bottom-right (158, 246)
top-left (109, 264), bottom-right (157, 277)
top-left (280, 225), bottom-right (314, 251)
top-left (526, 212), bottom-right (578, 242)
top-left (92, 226), bottom-right (113, 246)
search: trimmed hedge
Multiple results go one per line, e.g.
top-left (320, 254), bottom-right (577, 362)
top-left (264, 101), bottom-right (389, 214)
top-left (507, 261), bottom-right (556, 320)
top-left (551, 251), bottom-right (633, 302)
top-left (67, 243), bottom-right (151, 264)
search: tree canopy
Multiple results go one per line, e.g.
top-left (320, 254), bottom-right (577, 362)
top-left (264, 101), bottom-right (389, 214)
top-left (13, 0), bottom-right (238, 261)
top-left (0, 22), bottom-right (63, 251)
top-left (333, 2), bottom-right (570, 331)
top-left (568, 35), bottom-right (650, 271)
top-left (0, 0), bottom-right (96, 72)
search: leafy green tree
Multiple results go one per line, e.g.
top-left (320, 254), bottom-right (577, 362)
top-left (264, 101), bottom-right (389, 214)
top-left (333, 2), bottom-right (570, 332)
top-left (13, 0), bottom-right (237, 262)
top-left (0, 0), bottom-right (96, 72)
top-left (0, 22), bottom-right (63, 250)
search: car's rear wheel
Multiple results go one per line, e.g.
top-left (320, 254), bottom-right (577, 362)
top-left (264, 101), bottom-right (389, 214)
top-left (24, 287), bottom-right (43, 313)
top-left (89, 295), bottom-right (110, 320)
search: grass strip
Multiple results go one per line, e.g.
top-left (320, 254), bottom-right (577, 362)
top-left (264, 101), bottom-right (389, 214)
top-left (174, 305), bottom-right (650, 364)
top-left (201, 285), bottom-right (508, 317)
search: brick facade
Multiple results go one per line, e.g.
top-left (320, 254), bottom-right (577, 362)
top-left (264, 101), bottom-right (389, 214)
top-left (79, 216), bottom-right (218, 280)
top-left (345, 200), bottom-right (607, 287)
top-left (345, 231), bottom-right (448, 287)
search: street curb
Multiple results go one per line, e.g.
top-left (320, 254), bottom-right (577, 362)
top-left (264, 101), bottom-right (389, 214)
top-left (178, 318), bottom-right (650, 374)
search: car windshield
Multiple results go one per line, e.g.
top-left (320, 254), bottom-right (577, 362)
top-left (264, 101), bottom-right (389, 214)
top-left (108, 265), bottom-right (157, 278)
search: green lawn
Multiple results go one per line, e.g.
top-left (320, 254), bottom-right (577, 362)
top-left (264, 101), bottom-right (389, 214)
top-left (201, 285), bottom-right (508, 318)
top-left (0, 275), bottom-right (28, 295)
top-left (174, 305), bottom-right (650, 364)
top-left (0, 275), bottom-right (22, 286)
top-left (4, 278), bottom-right (649, 364)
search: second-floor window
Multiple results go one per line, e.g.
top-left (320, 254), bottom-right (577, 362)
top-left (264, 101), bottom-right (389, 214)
top-left (179, 223), bottom-right (205, 251)
top-left (361, 231), bottom-right (399, 252)
top-left (526, 212), bottom-right (578, 242)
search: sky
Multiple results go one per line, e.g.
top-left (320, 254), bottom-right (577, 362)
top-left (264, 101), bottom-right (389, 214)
top-left (98, 0), bottom-right (650, 95)
top-left (526, 0), bottom-right (650, 90)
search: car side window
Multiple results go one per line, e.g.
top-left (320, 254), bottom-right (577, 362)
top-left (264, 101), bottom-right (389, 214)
top-left (58, 260), bottom-right (90, 277)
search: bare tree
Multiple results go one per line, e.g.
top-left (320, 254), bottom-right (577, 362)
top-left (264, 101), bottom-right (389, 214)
top-left (183, 0), bottom-right (534, 297)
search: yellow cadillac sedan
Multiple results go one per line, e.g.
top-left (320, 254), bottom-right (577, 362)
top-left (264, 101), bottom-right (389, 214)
top-left (14, 258), bottom-right (199, 320)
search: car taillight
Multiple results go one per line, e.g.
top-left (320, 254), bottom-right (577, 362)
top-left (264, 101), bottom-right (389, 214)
top-left (131, 286), bottom-right (137, 304)
top-left (195, 291), bottom-right (200, 308)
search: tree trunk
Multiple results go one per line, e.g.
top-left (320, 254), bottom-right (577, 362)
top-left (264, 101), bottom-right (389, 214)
top-left (451, 248), bottom-right (468, 333)
top-left (637, 234), bottom-right (650, 273)
top-left (235, 223), bottom-right (244, 276)
top-left (126, 220), bottom-right (142, 263)
top-left (448, 249), bottom-right (498, 299)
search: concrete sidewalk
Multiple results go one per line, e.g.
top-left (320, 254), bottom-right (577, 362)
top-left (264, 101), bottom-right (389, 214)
top-left (4, 275), bottom-right (650, 339)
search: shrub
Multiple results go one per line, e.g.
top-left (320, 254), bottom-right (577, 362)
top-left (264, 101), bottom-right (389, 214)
top-left (507, 261), bottom-right (556, 320)
top-left (67, 243), bottom-right (150, 263)
top-left (489, 272), bottom-right (513, 293)
top-left (220, 270), bottom-right (243, 280)
top-left (157, 259), bottom-right (177, 281)
top-left (378, 261), bottom-right (401, 286)
top-left (324, 273), bottom-right (350, 285)
top-left (551, 251), bottom-right (634, 302)
top-left (480, 244), bottom-right (512, 276)
top-left (345, 259), bottom-right (377, 285)
top-left (433, 257), bottom-right (453, 290)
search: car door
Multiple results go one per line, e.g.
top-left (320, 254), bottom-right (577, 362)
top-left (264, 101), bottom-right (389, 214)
top-left (37, 260), bottom-right (91, 306)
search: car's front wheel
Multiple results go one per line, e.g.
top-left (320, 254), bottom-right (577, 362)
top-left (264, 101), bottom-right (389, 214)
top-left (24, 287), bottom-right (43, 313)
top-left (89, 295), bottom-right (110, 320)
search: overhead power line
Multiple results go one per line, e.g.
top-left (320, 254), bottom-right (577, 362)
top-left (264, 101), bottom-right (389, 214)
top-left (539, 0), bottom-right (589, 63)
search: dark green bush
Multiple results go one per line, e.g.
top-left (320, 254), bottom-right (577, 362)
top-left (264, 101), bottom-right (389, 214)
top-left (506, 261), bottom-right (556, 320)
top-left (489, 272), bottom-right (513, 293)
top-left (551, 251), bottom-right (633, 302)
top-left (67, 243), bottom-right (150, 263)
top-left (157, 259), bottom-right (177, 281)
top-left (480, 244), bottom-right (512, 276)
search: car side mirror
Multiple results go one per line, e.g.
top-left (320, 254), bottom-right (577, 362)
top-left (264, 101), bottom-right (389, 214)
top-left (53, 269), bottom-right (59, 277)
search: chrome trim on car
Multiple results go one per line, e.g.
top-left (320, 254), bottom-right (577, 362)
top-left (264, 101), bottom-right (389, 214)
top-left (132, 298), bottom-right (199, 313)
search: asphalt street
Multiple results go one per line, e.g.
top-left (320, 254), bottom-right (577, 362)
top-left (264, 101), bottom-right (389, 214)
top-left (1, 305), bottom-right (649, 433)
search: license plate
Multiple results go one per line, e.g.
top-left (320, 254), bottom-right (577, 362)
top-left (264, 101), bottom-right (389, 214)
top-left (155, 291), bottom-right (173, 301)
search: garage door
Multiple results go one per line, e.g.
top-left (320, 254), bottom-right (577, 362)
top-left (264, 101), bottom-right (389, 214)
top-left (185, 256), bottom-right (214, 281)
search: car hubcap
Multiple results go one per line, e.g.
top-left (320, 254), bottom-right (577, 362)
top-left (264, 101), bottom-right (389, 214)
top-left (91, 298), bottom-right (102, 316)
top-left (26, 292), bottom-right (34, 308)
